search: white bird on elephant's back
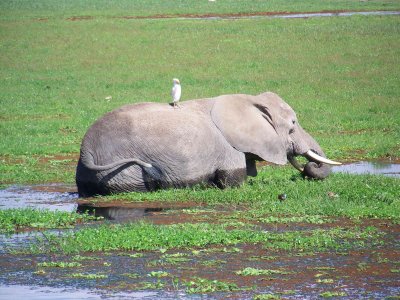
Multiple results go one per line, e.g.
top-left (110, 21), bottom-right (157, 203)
top-left (171, 78), bottom-right (181, 108)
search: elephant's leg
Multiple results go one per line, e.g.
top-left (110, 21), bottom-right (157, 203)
top-left (213, 151), bottom-right (247, 188)
top-left (246, 159), bottom-right (257, 177)
top-left (213, 168), bottom-right (247, 188)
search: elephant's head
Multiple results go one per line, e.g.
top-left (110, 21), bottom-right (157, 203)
top-left (211, 92), bottom-right (341, 179)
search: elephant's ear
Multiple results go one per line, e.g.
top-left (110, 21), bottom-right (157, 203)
top-left (211, 94), bottom-right (287, 165)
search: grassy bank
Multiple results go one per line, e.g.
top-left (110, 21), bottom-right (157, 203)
top-left (1, 14), bottom-right (399, 183)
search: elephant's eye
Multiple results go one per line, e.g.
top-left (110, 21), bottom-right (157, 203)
top-left (289, 128), bottom-right (295, 134)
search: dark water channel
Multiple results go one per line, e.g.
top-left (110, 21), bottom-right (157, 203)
top-left (0, 162), bottom-right (399, 299)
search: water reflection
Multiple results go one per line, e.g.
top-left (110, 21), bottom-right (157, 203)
top-left (332, 161), bottom-right (400, 178)
top-left (76, 205), bottom-right (163, 221)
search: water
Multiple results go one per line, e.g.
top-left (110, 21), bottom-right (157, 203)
top-left (0, 184), bottom-right (78, 212)
top-left (0, 285), bottom-right (160, 300)
top-left (332, 161), bottom-right (400, 178)
top-left (181, 10), bottom-right (400, 20)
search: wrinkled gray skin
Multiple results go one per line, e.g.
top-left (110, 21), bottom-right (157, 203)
top-left (76, 92), bottom-right (332, 197)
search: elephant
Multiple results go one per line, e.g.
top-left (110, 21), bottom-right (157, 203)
top-left (76, 92), bottom-right (340, 197)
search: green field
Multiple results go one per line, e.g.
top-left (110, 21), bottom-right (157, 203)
top-left (1, 4), bottom-right (400, 183)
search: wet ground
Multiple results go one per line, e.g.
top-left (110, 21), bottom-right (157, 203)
top-left (0, 162), bottom-right (399, 299)
top-left (63, 10), bottom-right (400, 21)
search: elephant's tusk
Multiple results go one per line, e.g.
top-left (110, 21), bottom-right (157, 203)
top-left (288, 156), bottom-right (304, 172)
top-left (305, 150), bottom-right (342, 165)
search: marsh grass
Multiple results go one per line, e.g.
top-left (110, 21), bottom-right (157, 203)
top-left (30, 222), bottom-right (383, 254)
top-left (0, 208), bottom-right (100, 233)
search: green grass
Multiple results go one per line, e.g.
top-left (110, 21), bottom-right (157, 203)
top-left (0, 208), bottom-right (100, 233)
top-left (1, 0), bottom-right (399, 21)
top-left (1, 13), bottom-right (399, 184)
top-left (29, 221), bottom-right (383, 254)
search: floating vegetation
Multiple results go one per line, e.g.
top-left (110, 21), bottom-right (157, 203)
top-left (390, 269), bottom-right (400, 273)
top-left (235, 267), bottom-right (294, 276)
top-left (183, 277), bottom-right (239, 294)
top-left (37, 261), bottom-right (81, 268)
top-left (147, 271), bottom-right (169, 278)
top-left (248, 256), bottom-right (278, 261)
top-left (70, 273), bottom-right (108, 279)
top-left (319, 291), bottom-right (347, 298)
top-left (122, 273), bottom-right (140, 279)
top-left (316, 278), bottom-right (335, 284)
top-left (72, 255), bottom-right (100, 261)
top-left (200, 259), bottom-right (227, 267)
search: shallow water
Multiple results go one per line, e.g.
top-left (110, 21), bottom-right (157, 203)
top-left (0, 284), bottom-right (163, 300)
top-left (0, 184), bottom-right (78, 212)
top-left (183, 10), bottom-right (400, 20)
top-left (332, 161), bottom-right (400, 178)
top-left (0, 164), bottom-right (399, 299)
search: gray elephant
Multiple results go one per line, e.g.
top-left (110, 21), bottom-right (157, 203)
top-left (76, 92), bottom-right (340, 197)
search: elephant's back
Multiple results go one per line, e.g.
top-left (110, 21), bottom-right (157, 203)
top-left (81, 99), bottom-right (220, 167)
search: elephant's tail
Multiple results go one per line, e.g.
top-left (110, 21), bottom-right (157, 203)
top-left (81, 157), bottom-right (164, 181)
top-left (82, 158), bottom-right (153, 171)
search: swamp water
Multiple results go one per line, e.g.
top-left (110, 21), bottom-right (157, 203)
top-left (0, 163), bottom-right (399, 299)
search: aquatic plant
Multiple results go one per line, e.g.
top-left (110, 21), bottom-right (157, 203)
top-left (183, 277), bottom-right (239, 294)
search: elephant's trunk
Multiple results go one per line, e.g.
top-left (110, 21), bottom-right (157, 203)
top-left (288, 150), bottom-right (340, 179)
